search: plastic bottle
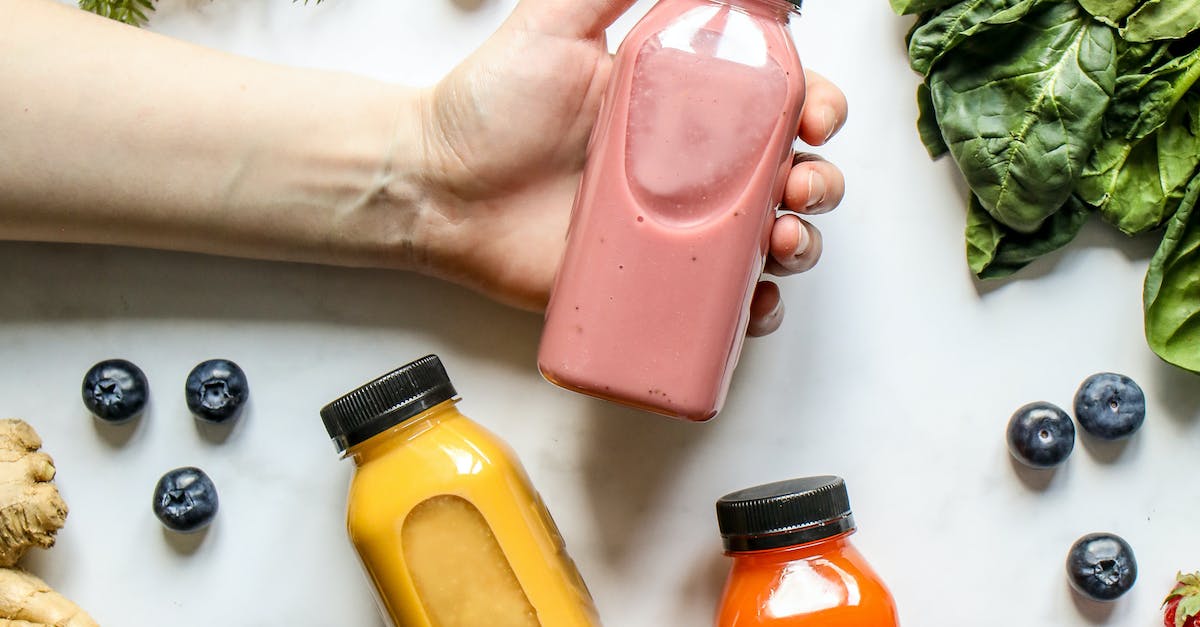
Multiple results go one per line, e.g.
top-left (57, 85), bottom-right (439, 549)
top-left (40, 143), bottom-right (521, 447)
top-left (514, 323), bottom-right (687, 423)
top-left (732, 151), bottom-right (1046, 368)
top-left (538, 0), bottom-right (808, 422)
top-left (714, 476), bottom-right (900, 626)
top-left (320, 355), bottom-right (600, 627)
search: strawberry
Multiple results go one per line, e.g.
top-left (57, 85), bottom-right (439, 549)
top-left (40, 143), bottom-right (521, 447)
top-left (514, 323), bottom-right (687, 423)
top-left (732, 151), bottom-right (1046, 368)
top-left (1166, 598), bottom-right (1192, 627)
top-left (1164, 572), bottom-right (1200, 627)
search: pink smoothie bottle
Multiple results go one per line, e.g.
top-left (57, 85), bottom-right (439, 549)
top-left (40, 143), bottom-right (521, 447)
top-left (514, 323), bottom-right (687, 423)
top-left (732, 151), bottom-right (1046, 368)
top-left (538, 0), bottom-right (807, 421)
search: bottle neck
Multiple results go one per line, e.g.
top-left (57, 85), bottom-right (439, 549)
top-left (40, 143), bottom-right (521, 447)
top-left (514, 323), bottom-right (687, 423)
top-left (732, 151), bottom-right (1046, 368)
top-left (727, 530), bottom-right (855, 563)
top-left (711, 0), bottom-right (799, 20)
top-left (345, 398), bottom-right (460, 466)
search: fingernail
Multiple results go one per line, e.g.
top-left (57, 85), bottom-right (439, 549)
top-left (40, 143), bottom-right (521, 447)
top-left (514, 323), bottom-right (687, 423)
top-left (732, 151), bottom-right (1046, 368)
top-left (805, 171), bottom-right (827, 210)
top-left (765, 298), bottom-right (784, 325)
top-left (821, 108), bottom-right (838, 143)
top-left (793, 224), bottom-right (811, 258)
top-left (750, 298), bottom-right (785, 337)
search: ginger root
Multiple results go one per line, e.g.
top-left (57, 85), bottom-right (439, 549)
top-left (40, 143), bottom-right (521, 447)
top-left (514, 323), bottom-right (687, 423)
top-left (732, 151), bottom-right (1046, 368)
top-left (0, 569), bottom-right (97, 627)
top-left (0, 420), bottom-right (97, 627)
top-left (0, 421), bottom-right (67, 568)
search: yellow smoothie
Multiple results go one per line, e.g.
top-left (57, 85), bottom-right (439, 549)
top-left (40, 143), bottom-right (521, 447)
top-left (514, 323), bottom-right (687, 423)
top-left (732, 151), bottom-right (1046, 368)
top-left (322, 356), bottom-right (600, 627)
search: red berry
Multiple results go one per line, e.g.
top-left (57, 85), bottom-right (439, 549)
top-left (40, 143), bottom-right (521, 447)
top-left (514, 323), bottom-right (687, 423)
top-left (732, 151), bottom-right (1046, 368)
top-left (1167, 597), bottom-right (1181, 627)
top-left (1165, 572), bottom-right (1200, 627)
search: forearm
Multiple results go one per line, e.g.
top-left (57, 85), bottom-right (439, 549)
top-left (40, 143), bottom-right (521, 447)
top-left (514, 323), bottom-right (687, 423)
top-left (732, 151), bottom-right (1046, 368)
top-left (0, 0), bottom-right (432, 269)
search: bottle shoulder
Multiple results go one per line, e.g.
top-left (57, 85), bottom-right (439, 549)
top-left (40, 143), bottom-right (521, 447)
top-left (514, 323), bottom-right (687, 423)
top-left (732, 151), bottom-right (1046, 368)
top-left (348, 412), bottom-right (524, 504)
top-left (720, 539), bottom-right (898, 623)
top-left (360, 411), bottom-right (510, 465)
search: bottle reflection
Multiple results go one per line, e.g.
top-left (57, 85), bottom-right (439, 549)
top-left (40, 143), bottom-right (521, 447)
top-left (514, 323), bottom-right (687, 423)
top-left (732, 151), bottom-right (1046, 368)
top-left (766, 558), bottom-right (862, 618)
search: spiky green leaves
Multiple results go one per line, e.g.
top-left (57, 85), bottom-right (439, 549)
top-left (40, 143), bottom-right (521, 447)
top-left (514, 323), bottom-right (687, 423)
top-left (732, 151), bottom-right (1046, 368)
top-left (1165, 572), bottom-right (1200, 627)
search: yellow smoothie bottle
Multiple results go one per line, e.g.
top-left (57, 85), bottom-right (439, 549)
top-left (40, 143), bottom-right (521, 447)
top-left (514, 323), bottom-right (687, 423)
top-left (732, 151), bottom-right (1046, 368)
top-left (320, 355), bottom-right (601, 627)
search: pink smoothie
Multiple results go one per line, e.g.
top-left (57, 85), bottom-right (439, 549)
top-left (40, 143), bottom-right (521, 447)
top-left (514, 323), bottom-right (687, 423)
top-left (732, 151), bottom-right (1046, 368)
top-left (538, 0), bottom-right (806, 421)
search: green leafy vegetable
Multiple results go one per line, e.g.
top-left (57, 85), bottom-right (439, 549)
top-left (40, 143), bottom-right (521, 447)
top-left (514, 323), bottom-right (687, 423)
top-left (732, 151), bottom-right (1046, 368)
top-left (929, 2), bottom-right (1116, 233)
top-left (1145, 173), bottom-right (1200, 372)
top-left (1112, 38), bottom-right (1170, 79)
top-left (79, 0), bottom-right (321, 27)
top-left (907, 0), bottom-right (1043, 76)
top-left (1108, 45), bottom-right (1200, 141)
top-left (892, 0), bottom-right (1200, 375)
top-left (1077, 0), bottom-right (1140, 24)
top-left (1077, 0), bottom-right (1200, 41)
top-left (1092, 93), bottom-right (1200, 234)
top-left (891, 0), bottom-right (961, 15)
top-left (1123, 1), bottom-right (1200, 42)
top-left (1078, 49), bottom-right (1200, 234)
top-left (78, 0), bottom-right (155, 27)
top-left (967, 194), bottom-right (1093, 278)
top-left (916, 83), bottom-right (949, 158)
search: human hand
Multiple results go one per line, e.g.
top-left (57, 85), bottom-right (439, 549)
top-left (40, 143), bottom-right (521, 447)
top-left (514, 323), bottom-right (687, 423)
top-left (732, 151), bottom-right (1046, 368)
top-left (412, 0), bottom-right (847, 336)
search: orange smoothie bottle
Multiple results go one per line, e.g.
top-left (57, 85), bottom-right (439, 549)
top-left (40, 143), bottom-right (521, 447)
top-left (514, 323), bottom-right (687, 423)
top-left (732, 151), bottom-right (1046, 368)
top-left (714, 477), bottom-right (900, 626)
top-left (320, 355), bottom-right (600, 627)
top-left (538, 0), bottom-right (808, 422)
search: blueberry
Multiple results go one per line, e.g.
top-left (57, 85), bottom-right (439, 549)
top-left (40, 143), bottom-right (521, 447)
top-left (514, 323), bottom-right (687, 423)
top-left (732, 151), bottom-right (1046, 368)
top-left (1074, 372), bottom-right (1146, 440)
top-left (1066, 532), bottom-right (1137, 601)
top-left (81, 359), bottom-right (148, 423)
top-left (185, 359), bottom-right (249, 423)
top-left (1006, 402), bottom-right (1075, 468)
top-left (153, 466), bottom-right (218, 533)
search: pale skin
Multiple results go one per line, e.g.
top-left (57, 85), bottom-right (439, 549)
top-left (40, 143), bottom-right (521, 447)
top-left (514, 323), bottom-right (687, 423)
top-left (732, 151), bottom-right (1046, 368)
top-left (0, 0), bottom-right (848, 336)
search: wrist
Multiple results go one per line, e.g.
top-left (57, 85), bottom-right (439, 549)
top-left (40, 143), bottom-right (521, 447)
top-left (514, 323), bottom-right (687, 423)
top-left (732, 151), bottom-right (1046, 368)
top-left (331, 82), bottom-right (477, 280)
top-left (320, 82), bottom-right (437, 272)
top-left (388, 84), bottom-right (479, 285)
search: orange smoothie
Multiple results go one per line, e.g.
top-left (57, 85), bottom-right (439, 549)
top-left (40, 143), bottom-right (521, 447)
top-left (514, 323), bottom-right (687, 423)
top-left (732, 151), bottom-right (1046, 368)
top-left (539, 0), bottom-right (807, 421)
top-left (715, 477), bottom-right (899, 626)
top-left (717, 536), bottom-right (899, 626)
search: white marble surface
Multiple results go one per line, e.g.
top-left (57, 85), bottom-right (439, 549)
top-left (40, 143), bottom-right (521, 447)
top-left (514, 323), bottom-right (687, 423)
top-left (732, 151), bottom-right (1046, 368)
top-left (3, 1), bottom-right (1198, 626)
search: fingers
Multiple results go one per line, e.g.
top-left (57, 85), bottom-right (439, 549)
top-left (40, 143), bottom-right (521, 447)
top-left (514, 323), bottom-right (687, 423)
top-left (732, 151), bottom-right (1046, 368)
top-left (765, 152), bottom-right (840, 276)
top-left (798, 69), bottom-right (848, 147)
top-left (516, 0), bottom-right (641, 39)
top-left (766, 214), bottom-right (823, 276)
top-left (784, 155), bottom-right (844, 215)
top-left (770, 70), bottom-right (846, 286)
top-left (747, 281), bottom-right (784, 337)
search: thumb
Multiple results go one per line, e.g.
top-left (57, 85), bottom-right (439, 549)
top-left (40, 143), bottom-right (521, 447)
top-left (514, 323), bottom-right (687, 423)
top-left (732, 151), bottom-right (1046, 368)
top-left (516, 0), bottom-right (642, 39)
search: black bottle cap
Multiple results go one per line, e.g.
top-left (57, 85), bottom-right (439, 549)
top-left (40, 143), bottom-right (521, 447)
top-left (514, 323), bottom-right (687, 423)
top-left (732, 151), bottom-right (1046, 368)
top-left (320, 355), bottom-right (458, 453)
top-left (716, 476), bottom-right (856, 552)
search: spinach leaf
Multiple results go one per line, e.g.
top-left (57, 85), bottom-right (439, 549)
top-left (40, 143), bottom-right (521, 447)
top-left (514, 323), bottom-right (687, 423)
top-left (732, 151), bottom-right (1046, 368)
top-left (1076, 0), bottom-right (1200, 41)
top-left (1123, 0), bottom-right (1200, 43)
top-left (917, 82), bottom-right (950, 158)
top-left (1108, 45), bottom-right (1200, 142)
top-left (967, 194), bottom-right (1093, 278)
top-left (1078, 42), bottom-right (1190, 200)
top-left (929, 2), bottom-right (1116, 233)
top-left (1145, 173), bottom-right (1200, 373)
top-left (891, 0), bottom-right (960, 15)
top-left (1112, 38), bottom-right (1170, 80)
top-left (1077, 137), bottom-right (1128, 205)
top-left (904, 8), bottom-right (928, 48)
top-left (1077, 49), bottom-right (1200, 234)
top-left (907, 0), bottom-right (1042, 76)
top-left (1077, 0), bottom-right (1141, 25)
top-left (1104, 93), bottom-right (1200, 234)
top-left (966, 196), bottom-right (1005, 276)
